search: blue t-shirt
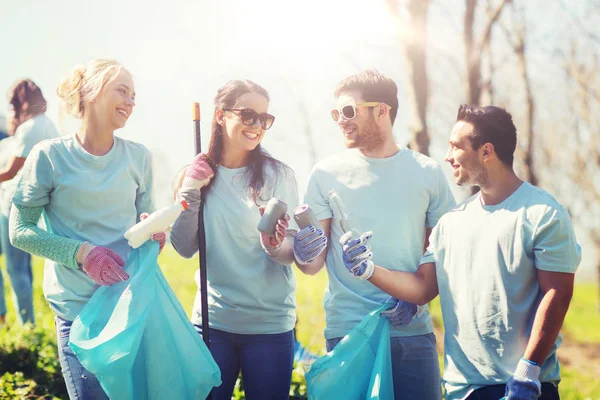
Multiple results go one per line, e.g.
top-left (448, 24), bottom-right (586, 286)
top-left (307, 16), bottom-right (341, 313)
top-left (1, 114), bottom-right (60, 216)
top-left (190, 163), bottom-right (300, 334)
top-left (303, 147), bottom-right (456, 339)
top-left (12, 135), bottom-right (155, 321)
top-left (421, 182), bottom-right (581, 400)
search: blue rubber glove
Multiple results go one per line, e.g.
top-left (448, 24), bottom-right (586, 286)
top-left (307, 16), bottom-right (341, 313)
top-left (293, 225), bottom-right (327, 265)
top-left (340, 231), bottom-right (374, 280)
top-left (504, 358), bottom-right (541, 400)
top-left (380, 297), bottom-right (418, 327)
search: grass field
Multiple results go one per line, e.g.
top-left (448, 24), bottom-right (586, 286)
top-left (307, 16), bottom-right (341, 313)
top-left (1, 246), bottom-right (599, 399)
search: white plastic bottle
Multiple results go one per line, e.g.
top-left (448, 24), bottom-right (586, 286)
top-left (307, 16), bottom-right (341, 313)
top-left (125, 200), bottom-right (188, 249)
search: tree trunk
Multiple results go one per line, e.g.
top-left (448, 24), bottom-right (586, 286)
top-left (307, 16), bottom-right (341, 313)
top-left (404, 0), bottom-right (431, 155)
top-left (511, 7), bottom-right (538, 186)
top-left (464, 0), bottom-right (511, 106)
top-left (386, 0), bottom-right (432, 156)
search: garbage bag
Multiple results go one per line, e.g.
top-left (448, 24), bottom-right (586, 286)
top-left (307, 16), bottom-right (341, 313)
top-left (69, 241), bottom-right (221, 400)
top-left (305, 304), bottom-right (393, 400)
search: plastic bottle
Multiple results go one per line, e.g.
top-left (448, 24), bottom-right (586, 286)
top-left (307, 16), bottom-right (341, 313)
top-left (125, 200), bottom-right (188, 249)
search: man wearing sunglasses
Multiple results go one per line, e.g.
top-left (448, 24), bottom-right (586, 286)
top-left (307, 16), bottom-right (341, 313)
top-left (295, 70), bottom-right (455, 399)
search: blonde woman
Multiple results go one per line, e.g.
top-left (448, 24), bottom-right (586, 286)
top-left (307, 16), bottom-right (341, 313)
top-left (9, 59), bottom-right (164, 399)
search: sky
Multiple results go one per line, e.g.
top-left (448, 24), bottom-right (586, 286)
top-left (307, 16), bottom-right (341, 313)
top-left (1, 0), bottom-right (596, 276)
top-left (0, 0), bottom-right (414, 199)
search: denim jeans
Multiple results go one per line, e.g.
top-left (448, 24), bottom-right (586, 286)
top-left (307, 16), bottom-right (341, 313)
top-left (327, 332), bottom-right (442, 400)
top-left (467, 382), bottom-right (560, 400)
top-left (55, 316), bottom-right (108, 400)
top-left (0, 212), bottom-right (34, 324)
top-left (195, 325), bottom-right (295, 400)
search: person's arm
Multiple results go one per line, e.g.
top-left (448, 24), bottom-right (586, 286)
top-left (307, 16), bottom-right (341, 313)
top-left (293, 218), bottom-right (330, 275)
top-left (505, 271), bottom-right (575, 400)
top-left (506, 206), bottom-right (581, 400)
top-left (9, 203), bottom-right (82, 268)
top-left (170, 180), bottom-right (202, 258)
top-left (423, 227), bottom-right (432, 254)
top-left (0, 156), bottom-right (25, 182)
top-left (260, 167), bottom-right (300, 266)
top-left (525, 270), bottom-right (574, 364)
top-left (368, 262), bottom-right (439, 306)
top-left (10, 204), bottom-right (128, 285)
top-left (170, 155), bottom-right (214, 258)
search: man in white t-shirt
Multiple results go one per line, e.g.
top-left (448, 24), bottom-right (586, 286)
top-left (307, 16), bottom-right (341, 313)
top-left (368, 105), bottom-right (580, 400)
top-left (294, 70), bottom-right (456, 399)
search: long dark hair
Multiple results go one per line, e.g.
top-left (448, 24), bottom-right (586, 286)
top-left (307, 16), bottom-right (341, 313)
top-left (206, 80), bottom-right (286, 203)
top-left (8, 79), bottom-right (47, 126)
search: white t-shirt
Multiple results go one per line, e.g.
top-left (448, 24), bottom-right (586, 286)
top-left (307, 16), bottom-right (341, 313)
top-left (421, 182), bottom-right (581, 400)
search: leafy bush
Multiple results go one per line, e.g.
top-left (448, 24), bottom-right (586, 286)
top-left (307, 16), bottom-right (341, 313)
top-left (0, 325), bottom-right (67, 399)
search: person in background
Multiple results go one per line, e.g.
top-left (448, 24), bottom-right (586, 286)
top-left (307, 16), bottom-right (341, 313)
top-left (9, 59), bottom-right (164, 399)
top-left (0, 79), bottom-right (59, 326)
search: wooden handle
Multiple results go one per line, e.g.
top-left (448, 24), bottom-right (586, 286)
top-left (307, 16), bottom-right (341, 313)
top-left (193, 102), bottom-right (200, 121)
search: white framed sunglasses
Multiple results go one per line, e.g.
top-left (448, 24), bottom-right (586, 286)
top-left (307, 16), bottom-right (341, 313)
top-left (330, 102), bottom-right (391, 121)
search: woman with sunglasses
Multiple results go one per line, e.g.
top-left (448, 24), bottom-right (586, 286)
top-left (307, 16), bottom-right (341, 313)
top-left (170, 80), bottom-right (300, 400)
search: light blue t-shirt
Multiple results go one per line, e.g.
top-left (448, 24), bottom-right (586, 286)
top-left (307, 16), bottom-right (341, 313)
top-left (303, 147), bottom-right (456, 339)
top-left (12, 135), bottom-right (155, 321)
top-left (1, 114), bottom-right (59, 216)
top-left (421, 182), bottom-right (581, 400)
top-left (191, 163), bottom-right (300, 334)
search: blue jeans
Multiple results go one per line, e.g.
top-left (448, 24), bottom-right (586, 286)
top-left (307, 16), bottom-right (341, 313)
top-left (327, 332), bottom-right (442, 400)
top-left (195, 325), bottom-right (294, 400)
top-left (467, 382), bottom-right (560, 400)
top-left (0, 212), bottom-right (34, 324)
top-left (55, 316), bottom-right (108, 400)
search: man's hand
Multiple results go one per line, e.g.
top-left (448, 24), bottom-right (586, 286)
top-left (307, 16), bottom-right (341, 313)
top-left (505, 358), bottom-right (541, 400)
top-left (380, 296), bottom-right (418, 327)
top-left (293, 225), bottom-right (327, 265)
top-left (340, 231), bottom-right (374, 280)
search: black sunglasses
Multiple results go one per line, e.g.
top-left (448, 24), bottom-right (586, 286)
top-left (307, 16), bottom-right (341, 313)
top-left (222, 108), bottom-right (275, 130)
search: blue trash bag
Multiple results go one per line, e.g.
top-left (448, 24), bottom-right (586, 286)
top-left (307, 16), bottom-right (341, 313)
top-left (305, 304), bottom-right (393, 400)
top-left (69, 241), bottom-right (221, 400)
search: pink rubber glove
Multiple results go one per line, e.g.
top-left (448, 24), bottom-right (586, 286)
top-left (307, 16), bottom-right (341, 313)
top-left (182, 153), bottom-right (214, 191)
top-left (259, 206), bottom-right (290, 251)
top-left (76, 243), bottom-right (129, 285)
top-left (140, 213), bottom-right (167, 253)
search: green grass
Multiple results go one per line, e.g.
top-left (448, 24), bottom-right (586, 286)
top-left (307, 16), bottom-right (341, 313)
top-left (562, 283), bottom-right (600, 343)
top-left (2, 247), bottom-right (600, 399)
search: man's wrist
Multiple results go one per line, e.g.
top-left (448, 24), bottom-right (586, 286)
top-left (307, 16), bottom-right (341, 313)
top-left (514, 358), bottom-right (541, 388)
top-left (356, 260), bottom-right (374, 280)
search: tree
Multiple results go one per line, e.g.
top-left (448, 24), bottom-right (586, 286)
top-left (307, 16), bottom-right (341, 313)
top-left (564, 42), bottom-right (600, 305)
top-left (386, 0), bottom-right (432, 155)
top-left (464, 0), bottom-right (512, 105)
top-left (501, 2), bottom-right (537, 186)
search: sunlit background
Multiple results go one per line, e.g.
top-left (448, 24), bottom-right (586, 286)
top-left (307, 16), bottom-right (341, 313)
top-left (1, 0), bottom-right (598, 280)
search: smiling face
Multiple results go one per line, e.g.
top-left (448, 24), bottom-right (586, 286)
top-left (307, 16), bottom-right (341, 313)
top-left (445, 121), bottom-right (488, 186)
top-left (218, 91), bottom-right (269, 154)
top-left (89, 69), bottom-right (135, 130)
top-left (334, 90), bottom-right (384, 152)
